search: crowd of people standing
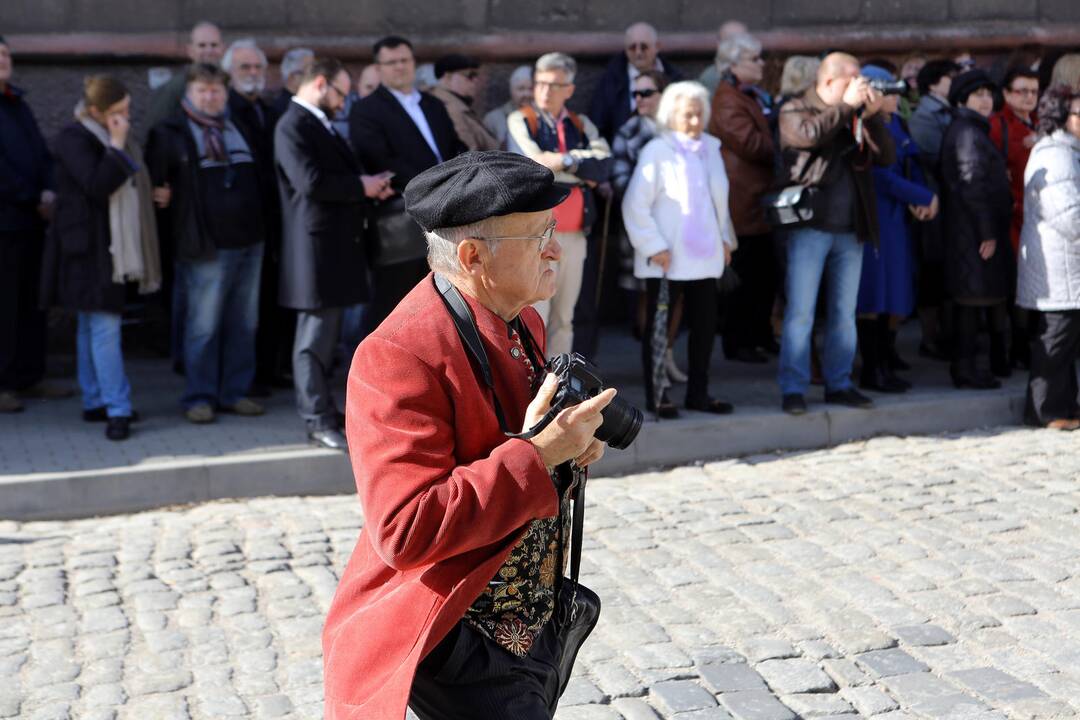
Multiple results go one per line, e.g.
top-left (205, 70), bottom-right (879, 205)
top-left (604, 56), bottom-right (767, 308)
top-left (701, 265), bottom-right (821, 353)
top-left (1, 21), bottom-right (1079, 445)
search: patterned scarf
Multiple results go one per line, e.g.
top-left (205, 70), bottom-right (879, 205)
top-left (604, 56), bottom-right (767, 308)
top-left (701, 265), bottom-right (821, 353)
top-left (670, 131), bottom-right (716, 259)
top-left (181, 97), bottom-right (227, 163)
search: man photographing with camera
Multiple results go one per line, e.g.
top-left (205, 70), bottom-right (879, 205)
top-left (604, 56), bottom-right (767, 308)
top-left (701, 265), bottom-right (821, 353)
top-left (322, 151), bottom-right (635, 719)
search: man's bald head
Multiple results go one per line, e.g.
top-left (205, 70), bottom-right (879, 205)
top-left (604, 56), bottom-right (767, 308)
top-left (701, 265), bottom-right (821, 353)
top-left (816, 52), bottom-right (862, 106)
top-left (625, 22), bottom-right (660, 73)
top-left (188, 21), bottom-right (224, 66)
top-left (718, 20), bottom-right (748, 42)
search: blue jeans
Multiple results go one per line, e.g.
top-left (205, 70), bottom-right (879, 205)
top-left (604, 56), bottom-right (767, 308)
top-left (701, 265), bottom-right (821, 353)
top-left (778, 228), bottom-right (864, 396)
top-left (180, 244), bottom-right (263, 409)
top-left (76, 311), bottom-right (132, 417)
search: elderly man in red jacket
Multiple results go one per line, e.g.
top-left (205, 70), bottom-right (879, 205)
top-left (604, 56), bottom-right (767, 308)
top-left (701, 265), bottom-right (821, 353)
top-left (322, 151), bottom-right (616, 720)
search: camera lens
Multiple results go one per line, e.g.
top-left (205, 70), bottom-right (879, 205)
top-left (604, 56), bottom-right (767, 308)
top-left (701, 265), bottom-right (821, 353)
top-left (595, 396), bottom-right (643, 450)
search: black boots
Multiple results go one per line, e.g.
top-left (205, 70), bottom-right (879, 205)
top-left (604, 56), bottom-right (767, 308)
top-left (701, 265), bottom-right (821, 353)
top-left (950, 306), bottom-right (1001, 390)
top-left (858, 318), bottom-right (907, 394)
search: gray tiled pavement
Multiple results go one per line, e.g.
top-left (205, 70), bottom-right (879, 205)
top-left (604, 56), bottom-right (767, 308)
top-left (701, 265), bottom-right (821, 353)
top-left (2, 426), bottom-right (1079, 719)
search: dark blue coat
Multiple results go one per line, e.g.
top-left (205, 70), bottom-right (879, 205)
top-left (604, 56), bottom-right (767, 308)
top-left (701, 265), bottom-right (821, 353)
top-left (0, 85), bottom-right (52, 233)
top-left (858, 114), bottom-right (934, 316)
top-left (588, 53), bottom-right (682, 144)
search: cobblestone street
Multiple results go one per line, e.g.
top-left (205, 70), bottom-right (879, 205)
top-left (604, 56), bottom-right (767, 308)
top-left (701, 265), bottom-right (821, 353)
top-left (2, 425), bottom-right (1079, 719)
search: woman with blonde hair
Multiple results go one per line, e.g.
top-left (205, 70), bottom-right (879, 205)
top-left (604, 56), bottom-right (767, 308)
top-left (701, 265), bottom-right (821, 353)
top-left (40, 75), bottom-right (160, 440)
top-left (778, 55), bottom-right (820, 106)
top-left (623, 81), bottom-right (737, 418)
top-left (1050, 53), bottom-right (1080, 91)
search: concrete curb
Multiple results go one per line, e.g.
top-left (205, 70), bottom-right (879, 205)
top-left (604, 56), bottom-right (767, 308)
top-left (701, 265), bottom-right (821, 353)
top-left (0, 389), bottom-right (1026, 522)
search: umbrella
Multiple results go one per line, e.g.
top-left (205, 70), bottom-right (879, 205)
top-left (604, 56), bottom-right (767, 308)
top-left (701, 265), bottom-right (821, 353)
top-left (650, 278), bottom-right (671, 420)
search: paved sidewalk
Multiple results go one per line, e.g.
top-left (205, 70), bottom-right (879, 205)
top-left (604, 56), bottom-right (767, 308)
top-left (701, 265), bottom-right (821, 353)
top-left (1, 325), bottom-right (1028, 519)
top-left (1, 426), bottom-right (1079, 719)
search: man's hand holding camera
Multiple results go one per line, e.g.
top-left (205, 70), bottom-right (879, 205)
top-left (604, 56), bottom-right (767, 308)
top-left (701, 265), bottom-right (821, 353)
top-left (842, 77), bottom-right (884, 118)
top-left (525, 373), bottom-right (615, 471)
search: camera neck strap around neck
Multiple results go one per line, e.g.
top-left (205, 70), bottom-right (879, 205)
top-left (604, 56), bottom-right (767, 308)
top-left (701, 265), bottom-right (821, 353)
top-left (433, 273), bottom-right (586, 584)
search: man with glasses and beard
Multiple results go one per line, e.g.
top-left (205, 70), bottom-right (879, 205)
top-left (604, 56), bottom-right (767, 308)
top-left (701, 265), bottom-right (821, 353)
top-left (274, 58), bottom-right (394, 450)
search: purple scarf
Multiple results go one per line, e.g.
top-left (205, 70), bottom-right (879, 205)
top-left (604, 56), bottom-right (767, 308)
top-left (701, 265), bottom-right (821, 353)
top-left (671, 132), bottom-right (715, 259)
top-left (181, 98), bottom-right (227, 163)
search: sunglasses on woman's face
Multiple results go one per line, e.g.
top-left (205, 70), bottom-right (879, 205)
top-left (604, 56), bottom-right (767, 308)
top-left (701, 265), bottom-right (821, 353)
top-left (632, 89), bottom-right (658, 99)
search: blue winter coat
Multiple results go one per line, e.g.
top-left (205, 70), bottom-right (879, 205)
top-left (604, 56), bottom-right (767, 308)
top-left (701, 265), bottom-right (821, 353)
top-left (857, 113), bottom-right (934, 315)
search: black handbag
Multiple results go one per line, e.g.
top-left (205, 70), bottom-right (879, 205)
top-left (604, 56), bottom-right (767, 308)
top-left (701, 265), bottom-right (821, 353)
top-left (762, 184), bottom-right (817, 228)
top-left (433, 274), bottom-right (601, 703)
top-left (373, 196), bottom-right (428, 267)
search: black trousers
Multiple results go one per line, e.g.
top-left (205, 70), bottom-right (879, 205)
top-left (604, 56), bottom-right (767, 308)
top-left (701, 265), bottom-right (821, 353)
top-left (365, 258), bottom-right (429, 334)
top-left (254, 246), bottom-right (296, 385)
top-left (0, 231), bottom-right (47, 392)
top-left (292, 307), bottom-right (343, 431)
top-left (410, 621), bottom-right (563, 720)
top-left (1025, 309), bottom-right (1080, 426)
top-left (723, 232), bottom-right (776, 353)
top-left (642, 277), bottom-right (717, 406)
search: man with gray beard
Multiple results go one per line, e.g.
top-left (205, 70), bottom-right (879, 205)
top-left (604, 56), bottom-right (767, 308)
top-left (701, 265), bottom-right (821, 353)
top-left (224, 38), bottom-right (291, 395)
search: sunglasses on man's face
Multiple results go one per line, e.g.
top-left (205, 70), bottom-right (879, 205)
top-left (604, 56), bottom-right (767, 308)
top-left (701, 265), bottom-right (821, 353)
top-left (632, 89), bottom-right (658, 99)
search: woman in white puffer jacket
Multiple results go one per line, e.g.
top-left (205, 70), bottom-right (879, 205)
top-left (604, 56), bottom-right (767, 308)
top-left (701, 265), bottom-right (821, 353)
top-left (1017, 85), bottom-right (1080, 430)
top-left (623, 81), bottom-right (737, 418)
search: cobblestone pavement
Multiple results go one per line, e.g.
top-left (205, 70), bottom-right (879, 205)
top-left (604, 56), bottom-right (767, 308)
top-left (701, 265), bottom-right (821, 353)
top-left (2, 426), bottom-right (1079, 719)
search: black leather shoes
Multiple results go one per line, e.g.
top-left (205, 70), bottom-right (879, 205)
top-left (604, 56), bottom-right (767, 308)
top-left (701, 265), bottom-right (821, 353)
top-left (782, 394), bottom-right (807, 415)
top-left (646, 392), bottom-right (679, 419)
top-left (824, 388), bottom-right (874, 409)
top-left (84, 407), bottom-right (140, 423)
top-left (728, 347), bottom-right (769, 364)
top-left (685, 396), bottom-right (735, 414)
top-left (309, 429), bottom-right (349, 451)
top-left (105, 416), bottom-right (131, 441)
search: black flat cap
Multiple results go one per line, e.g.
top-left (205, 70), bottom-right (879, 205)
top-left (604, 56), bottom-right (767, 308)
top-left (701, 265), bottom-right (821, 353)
top-left (404, 151), bottom-right (570, 231)
top-left (949, 69), bottom-right (995, 106)
top-left (434, 54), bottom-right (480, 79)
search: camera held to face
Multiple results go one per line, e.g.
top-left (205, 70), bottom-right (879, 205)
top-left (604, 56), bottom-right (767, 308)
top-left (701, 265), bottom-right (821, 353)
top-left (547, 353), bottom-right (643, 451)
top-left (867, 78), bottom-right (908, 96)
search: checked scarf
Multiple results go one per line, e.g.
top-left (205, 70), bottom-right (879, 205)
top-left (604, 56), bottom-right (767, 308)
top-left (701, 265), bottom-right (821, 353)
top-left (181, 97), bottom-right (227, 163)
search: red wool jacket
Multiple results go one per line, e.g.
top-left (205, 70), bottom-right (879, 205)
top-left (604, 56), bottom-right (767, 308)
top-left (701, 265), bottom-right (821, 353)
top-left (988, 107), bottom-right (1037, 253)
top-left (322, 274), bottom-right (557, 720)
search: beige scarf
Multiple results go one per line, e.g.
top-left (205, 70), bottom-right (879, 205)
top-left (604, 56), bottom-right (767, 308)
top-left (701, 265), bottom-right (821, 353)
top-left (75, 102), bottom-right (162, 294)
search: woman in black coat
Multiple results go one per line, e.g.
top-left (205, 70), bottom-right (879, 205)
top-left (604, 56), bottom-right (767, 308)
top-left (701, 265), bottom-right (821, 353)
top-left (40, 75), bottom-right (160, 440)
top-left (940, 70), bottom-right (1014, 389)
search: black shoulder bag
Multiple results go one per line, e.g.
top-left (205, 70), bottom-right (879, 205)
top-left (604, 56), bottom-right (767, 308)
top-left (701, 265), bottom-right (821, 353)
top-left (433, 274), bottom-right (601, 704)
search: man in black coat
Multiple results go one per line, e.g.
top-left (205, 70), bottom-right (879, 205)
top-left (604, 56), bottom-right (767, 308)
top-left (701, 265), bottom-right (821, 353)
top-left (588, 22), bottom-right (683, 143)
top-left (275, 57), bottom-right (394, 450)
top-left (348, 35), bottom-right (466, 331)
top-left (224, 38), bottom-right (292, 395)
top-left (0, 36), bottom-right (65, 413)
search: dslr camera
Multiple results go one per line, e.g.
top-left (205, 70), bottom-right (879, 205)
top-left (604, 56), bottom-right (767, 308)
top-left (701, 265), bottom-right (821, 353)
top-left (867, 77), bottom-right (908, 96)
top-left (547, 353), bottom-right (642, 450)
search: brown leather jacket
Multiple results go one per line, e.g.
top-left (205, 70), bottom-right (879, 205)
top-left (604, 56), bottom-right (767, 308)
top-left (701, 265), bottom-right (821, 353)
top-left (778, 86), bottom-right (895, 243)
top-left (709, 79), bottom-right (775, 237)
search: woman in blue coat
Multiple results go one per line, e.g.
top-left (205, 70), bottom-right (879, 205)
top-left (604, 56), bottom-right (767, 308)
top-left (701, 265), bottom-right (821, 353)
top-left (857, 65), bottom-right (938, 393)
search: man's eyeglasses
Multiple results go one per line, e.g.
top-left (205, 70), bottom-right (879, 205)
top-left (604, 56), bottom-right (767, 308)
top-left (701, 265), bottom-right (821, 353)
top-left (1007, 87), bottom-right (1039, 96)
top-left (626, 43), bottom-right (652, 52)
top-left (632, 89), bottom-right (658, 99)
top-left (328, 84), bottom-right (350, 99)
top-left (472, 221), bottom-right (557, 254)
top-left (535, 80), bottom-right (572, 91)
top-left (458, 71), bottom-right (480, 81)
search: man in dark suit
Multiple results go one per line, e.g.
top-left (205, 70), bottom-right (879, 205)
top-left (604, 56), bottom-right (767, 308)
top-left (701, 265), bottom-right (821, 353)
top-left (224, 38), bottom-right (292, 396)
top-left (588, 21), bottom-right (683, 143)
top-left (274, 57), bottom-right (394, 450)
top-left (348, 35), bottom-right (466, 330)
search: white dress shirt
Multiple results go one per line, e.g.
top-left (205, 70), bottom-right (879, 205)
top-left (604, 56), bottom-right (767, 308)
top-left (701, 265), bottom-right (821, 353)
top-left (389, 87), bottom-right (443, 162)
top-left (291, 95), bottom-right (336, 135)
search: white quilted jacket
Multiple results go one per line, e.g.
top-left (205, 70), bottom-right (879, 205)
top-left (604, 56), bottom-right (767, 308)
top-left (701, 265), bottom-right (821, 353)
top-left (1018, 130), bottom-right (1080, 311)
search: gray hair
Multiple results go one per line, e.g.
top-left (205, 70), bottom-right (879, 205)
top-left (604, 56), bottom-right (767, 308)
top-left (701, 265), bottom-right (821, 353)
top-left (714, 32), bottom-right (761, 74)
top-left (509, 65), bottom-right (533, 88)
top-left (221, 38), bottom-right (267, 73)
top-left (656, 81), bottom-right (712, 131)
top-left (280, 47), bottom-right (314, 81)
top-left (424, 220), bottom-right (502, 276)
top-left (780, 55), bottom-right (820, 98)
top-left (535, 52), bottom-right (576, 84)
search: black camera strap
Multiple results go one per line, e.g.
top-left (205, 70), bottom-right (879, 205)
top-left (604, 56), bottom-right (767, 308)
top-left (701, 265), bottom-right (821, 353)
top-left (433, 273), bottom-right (587, 583)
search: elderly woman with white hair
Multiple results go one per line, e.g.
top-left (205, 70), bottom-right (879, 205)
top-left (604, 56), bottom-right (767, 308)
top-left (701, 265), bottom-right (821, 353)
top-left (484, 65), bottom-right (533, 149)
top-left (709, 32), bottom-right (778, 364)
top-left (623, 81), bottom-right (737, 418)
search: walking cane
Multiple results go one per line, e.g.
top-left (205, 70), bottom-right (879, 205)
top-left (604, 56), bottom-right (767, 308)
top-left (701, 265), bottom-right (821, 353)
top-left (593, 191), bottom-right (613, 310)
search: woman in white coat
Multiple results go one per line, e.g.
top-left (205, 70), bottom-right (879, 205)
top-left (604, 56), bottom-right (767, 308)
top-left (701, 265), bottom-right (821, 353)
top-left (1017, 86), bottom-right (1080, 430)
top-left (623, 81), bottom-right (736, 418)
